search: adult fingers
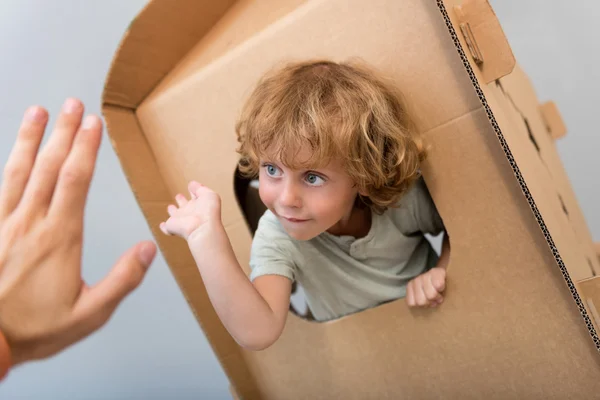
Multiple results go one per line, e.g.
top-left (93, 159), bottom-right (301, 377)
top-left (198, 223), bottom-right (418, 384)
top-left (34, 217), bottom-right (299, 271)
top-left (0, 106), bottom-right (48, 221)
top-left (17, 98), bottom-right (84, 217)
top-left (47, 115), bottom-right (102, 223)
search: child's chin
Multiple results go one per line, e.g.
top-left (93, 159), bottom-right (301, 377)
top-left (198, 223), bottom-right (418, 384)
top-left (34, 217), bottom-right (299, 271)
top-left (284, 228), bottom-right (319, 241)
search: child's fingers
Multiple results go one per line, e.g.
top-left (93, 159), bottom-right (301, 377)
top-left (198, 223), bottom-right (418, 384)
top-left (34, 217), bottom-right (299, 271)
top-left (175, 194), bottom-right (188, 207)
top-left (423, 275), bottom-right (442, 303)
top-left (413, 280), bottom-right (429, 307)
top-left (431, 268), bottom-right (447, 292)
top-left (159, 222), bottom-right (171, 235)
top-left (167, 204), bottom-right (178, 216)
top-left (406, 282), bottom-right (415, 307)
top-left (188, 181), bottom-right (203, 198)
top-left (163, 216), bottom-right (201, 240)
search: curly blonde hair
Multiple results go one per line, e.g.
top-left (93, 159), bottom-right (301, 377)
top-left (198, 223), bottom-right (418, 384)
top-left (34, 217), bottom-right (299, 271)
top-left (235, 59), bottom-right (426, 214)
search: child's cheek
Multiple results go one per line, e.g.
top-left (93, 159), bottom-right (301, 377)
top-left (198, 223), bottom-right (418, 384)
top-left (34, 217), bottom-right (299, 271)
top-left (313, 188), bottom-right (341, 218)
top-left (258, 181), bottom-right (275, 209)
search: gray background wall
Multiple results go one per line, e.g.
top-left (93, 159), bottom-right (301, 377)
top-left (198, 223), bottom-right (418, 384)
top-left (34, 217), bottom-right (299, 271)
top-left (0, 0), bottom-right (597, 399)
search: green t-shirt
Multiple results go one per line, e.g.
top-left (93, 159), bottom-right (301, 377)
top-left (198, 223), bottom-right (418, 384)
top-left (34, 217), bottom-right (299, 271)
top-left (249, 178), bottom-right (445, 322)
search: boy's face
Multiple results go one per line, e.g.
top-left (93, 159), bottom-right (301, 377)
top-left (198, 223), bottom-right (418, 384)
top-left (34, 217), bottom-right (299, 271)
top-left (258, 146), bottom-right (359, 241)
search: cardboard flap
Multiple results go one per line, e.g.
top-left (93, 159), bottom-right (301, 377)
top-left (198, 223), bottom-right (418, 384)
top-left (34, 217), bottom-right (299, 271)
top-left (102, 0), bottom-right (236, 108)
top-left (577, 276), bottom-right (600, 333)
top-left (453, 0), bottom-right (515, 83)
top-left (540, 101), bottom-right (567, 139)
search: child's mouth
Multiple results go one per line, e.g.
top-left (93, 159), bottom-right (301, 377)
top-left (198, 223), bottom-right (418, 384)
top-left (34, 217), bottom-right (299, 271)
top-left (283, 217), bottom-right (309, 223)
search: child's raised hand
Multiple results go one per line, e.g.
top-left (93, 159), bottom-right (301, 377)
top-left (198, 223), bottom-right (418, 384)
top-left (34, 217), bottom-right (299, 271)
top-left (406, 267), bottom-right (446, 308)
top-left (159, 181), bottom-right (221, 241)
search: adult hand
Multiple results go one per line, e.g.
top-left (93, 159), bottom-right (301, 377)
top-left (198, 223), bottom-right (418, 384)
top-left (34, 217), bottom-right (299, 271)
top-left (0, 99), bottom-right (157, 367)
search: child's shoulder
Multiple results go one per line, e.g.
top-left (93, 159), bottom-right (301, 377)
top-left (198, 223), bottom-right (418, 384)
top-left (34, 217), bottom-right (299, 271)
top-left (249, 210), bottom-right (300, 277)
top-left (386, 176), bottom-right (430, 212)
top-left (386, 176), bottom-right (444, 236)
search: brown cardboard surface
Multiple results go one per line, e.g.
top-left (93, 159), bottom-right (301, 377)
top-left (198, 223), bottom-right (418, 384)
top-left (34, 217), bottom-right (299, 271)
top-left (102, 0), bottom-right (600, 398)
top-left (102, 0), bottom-right (237, 108)
top-left (453, 0), bottom-right (515, 83)
top-left (493, 67), bottom-right (598, 278)
top-left (482, 82), bottom-right (595, 281)
top-left (102, 106), bottom-right (264, 398)
top-left (147, 0), bottom-right (309, 98)
top-left (540, 101), bottom-right (567, 140)
top-left (578, 276), bottom-right (600, 332)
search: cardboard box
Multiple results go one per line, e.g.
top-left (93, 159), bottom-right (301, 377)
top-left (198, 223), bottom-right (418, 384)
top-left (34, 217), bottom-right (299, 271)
top-left (102, 0), bottom-right (600, 398)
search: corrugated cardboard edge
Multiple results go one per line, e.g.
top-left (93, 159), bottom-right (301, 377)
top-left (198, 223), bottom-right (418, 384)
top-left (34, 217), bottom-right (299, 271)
top-left (101, 0), bottom-right (237, 108)
top-left (453, 0), bottom-right (515, 83)
top-left (100, 4), bottom-right (600, 396)
top-left (440, 0), bottom-right (600, 349)
top-left (100, 1), bottom-right (263, 398)
top-left (101, 105), bottom-right (263, 399)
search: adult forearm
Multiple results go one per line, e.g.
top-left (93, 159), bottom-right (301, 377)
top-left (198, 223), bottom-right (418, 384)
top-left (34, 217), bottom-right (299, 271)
top-left (187, 222), bottom-right (281, 350)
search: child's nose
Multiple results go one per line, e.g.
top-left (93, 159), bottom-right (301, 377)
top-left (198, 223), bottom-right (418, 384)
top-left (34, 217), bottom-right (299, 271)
top-left (279, 183), bottom-right (302, 208)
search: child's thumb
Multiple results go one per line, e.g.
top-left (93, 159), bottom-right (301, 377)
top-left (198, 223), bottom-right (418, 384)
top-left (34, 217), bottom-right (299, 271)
top-left (432, 268), bottom-right (446, 292)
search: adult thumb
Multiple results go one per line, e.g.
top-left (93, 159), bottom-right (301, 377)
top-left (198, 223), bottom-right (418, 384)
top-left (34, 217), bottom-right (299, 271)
top-left (75, 241), bottom-right (157, 324)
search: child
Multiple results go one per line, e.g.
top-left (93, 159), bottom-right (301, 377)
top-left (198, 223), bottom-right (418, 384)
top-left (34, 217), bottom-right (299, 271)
top-left (159, 60), bottom-right (450, 350)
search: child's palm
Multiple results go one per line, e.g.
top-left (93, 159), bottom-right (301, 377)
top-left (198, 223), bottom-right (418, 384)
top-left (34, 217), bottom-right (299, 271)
top-left (160, 181), bottom-right (221, 240)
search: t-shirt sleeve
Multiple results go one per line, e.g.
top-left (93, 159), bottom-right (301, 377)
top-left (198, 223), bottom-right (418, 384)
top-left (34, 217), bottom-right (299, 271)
top-left (248, 211), bottom-right (297, 283)
top-left (392, 177), bottom-right (445, 236)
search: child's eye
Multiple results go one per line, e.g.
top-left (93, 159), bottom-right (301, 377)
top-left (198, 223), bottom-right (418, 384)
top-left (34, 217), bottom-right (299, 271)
top-left (264, 164), bottom-right (281, 177)
top-left (305, 173), bottom-right (325, 186)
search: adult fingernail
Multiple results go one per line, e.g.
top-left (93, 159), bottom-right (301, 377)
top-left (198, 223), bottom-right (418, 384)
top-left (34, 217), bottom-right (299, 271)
top-left (138, 242), bottom-right (156, 268)
top-left (63, 98), bottom-right (81, 114)
top-left (82, 115), bottom-right (99, 130)
top-left (25, 106), bottom-right (46, 122)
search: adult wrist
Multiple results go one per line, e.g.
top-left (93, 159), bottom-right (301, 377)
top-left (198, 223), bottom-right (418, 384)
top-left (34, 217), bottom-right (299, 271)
top-left (0, 329), bottom-right (12, 381)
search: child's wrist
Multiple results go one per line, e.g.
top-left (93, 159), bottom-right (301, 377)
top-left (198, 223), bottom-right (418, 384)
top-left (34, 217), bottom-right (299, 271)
top-left (187, 219), bottom-right (226, 245)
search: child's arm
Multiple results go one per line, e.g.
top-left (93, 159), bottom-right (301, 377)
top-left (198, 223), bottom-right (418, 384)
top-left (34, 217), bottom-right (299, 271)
top-left (406, 231), bottom-right (450, 308)
top-left (160, 182), bottom-right (291, 350)
top-left (436, 232), bottom-right (451, 270)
